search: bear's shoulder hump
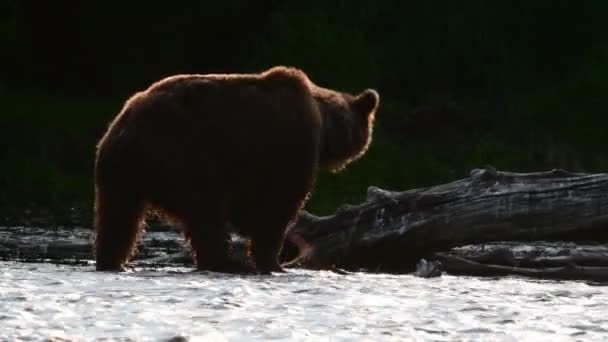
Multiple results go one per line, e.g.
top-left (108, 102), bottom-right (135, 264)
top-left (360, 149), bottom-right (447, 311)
top-left (261, 66), bottom-right (310, 90)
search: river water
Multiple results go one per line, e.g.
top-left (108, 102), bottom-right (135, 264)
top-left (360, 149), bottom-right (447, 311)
top-left (1, 261), bottom-right (607, 341)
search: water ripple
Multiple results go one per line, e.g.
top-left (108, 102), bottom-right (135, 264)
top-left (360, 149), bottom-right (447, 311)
top-left (1, 261), bottom-right (608, 341)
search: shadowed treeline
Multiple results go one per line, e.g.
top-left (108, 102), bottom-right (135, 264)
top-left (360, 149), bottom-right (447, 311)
top-left (1, 1), bottom-right (607, 215)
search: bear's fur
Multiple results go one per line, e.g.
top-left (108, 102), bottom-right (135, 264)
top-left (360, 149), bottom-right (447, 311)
top-left (94, 66), bottom-right (379, 273)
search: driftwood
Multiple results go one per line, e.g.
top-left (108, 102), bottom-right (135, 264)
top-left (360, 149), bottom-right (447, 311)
top-left (427, 242), bottom-right (608, 282)
top-left (285, 168), bottom-right (608, 279)
top-left (434, 252), bottom-right (608, 282)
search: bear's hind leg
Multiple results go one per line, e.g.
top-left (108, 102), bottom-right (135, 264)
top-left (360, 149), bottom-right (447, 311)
top-left (94, 189), bottom-right (145, 271)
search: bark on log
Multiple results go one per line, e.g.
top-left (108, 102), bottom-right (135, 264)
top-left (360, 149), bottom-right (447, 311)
top-left (285, 168), bottom-right (608, 272)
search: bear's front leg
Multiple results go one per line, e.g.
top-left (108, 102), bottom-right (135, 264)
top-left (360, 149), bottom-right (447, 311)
top-left (94, 189), bottom-right (145, 272)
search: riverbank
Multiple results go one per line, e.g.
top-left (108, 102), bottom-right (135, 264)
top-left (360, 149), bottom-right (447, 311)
top-left (3, 223), bottom-right (608, 284)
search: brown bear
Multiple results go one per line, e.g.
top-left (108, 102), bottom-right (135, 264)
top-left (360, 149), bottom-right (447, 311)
top-left (93, 66), bottom-right (379, 274)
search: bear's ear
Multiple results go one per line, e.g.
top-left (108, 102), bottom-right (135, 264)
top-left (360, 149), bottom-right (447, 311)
top-left (353, 89), bottom-right (380, 116)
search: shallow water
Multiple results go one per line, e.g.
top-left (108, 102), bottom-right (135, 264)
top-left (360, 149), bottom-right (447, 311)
top-left (1, 261), bottom-right (607, 341)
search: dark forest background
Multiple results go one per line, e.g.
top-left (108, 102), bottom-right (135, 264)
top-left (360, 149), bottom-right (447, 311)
top-left (1, 1), bottom-right (607, 217)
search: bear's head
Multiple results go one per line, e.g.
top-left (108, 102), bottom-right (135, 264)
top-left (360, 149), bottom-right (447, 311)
top-left (314, 86), bottom-right (379, 172)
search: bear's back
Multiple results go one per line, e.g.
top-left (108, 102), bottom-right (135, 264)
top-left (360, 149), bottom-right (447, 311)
top-left (103, 67), bottom-right (321, 177)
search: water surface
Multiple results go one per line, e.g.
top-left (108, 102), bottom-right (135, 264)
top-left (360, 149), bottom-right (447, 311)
top-left (1, 261), bottom-right (607, 341)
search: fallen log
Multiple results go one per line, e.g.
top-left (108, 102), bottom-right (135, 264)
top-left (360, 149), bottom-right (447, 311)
top-left (285, 168), bottom-right (608, 272)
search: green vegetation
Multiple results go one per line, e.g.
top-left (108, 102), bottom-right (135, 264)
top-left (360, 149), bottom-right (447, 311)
top-left (1, 2), bottom-right (607, 215)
